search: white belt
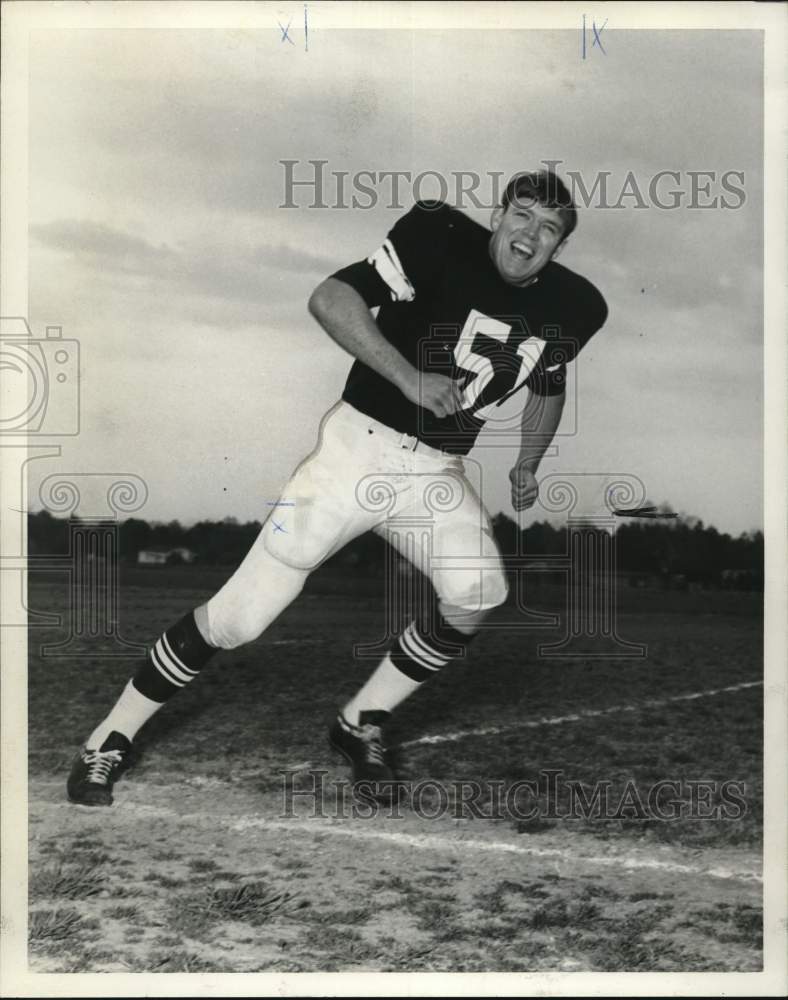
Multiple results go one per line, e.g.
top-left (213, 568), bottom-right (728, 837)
top-left (337, 403), bottom-right (452, 460)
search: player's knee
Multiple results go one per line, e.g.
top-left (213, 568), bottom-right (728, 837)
top-left (438, 568), bottom-right (509, 612)
top-left (205, 608), bottom-right (264, 650)
top-left (477, 569), bottom-right (509, 610)
top-left (203, 552), bottom-right (309, 649)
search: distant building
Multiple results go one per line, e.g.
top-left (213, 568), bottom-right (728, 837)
top-left (137, 547), bottom-right (196, 565)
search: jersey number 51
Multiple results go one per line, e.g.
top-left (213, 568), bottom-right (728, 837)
top-left (453, 309), bottom-right (547, 421)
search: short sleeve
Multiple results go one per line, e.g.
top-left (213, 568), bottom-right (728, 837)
top-left (525, 285), bottom-right (608, 398)
top-left (329, 259), bottom-right (390, 309)
top-left (329, 201), bottom-right (449, 308)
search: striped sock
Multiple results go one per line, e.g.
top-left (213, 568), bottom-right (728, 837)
top-left (343, 617), bottom-right (476, 724)
top-left (86, 610), bottom-right (218, 747)
top-left (133, 610), bottom-right (217, 702)
top-left (390, 618), bottom-right (474, 681)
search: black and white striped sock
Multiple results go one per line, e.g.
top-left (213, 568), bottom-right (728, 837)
top-left (390, 617), bottom-right (475, 682)
top-left (86, 610), bottom-right (218, 747)
top-left (343, 617), bottom-right (477, 725)
top-left (133, 610), bottom-right (217, 703)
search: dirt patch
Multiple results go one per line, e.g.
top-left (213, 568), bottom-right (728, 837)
top-left (29, 773), bottom-right (761, 973)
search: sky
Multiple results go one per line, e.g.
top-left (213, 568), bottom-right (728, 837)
top-left (26, 23), bottom-right (764, 535)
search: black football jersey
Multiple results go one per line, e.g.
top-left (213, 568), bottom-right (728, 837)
top-left (331, 201), bottom-right (608, 455)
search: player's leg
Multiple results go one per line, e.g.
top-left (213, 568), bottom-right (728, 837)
top-left (66, 527), bottom-right (315, 806)
top-left (67, 403), bottom-right (381, 805)
top-left (333, 459), bottom-right (507, 795)
top-left (339, 568), bottom-right (498, 730)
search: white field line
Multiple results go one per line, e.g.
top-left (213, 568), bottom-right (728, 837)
top-left (227, 816), bottom-right (762, 884)
top-left (41, 796), bottom-right (760, 885)
top-left (34, 681), bottom-right (764, 888)
top-left (399, 679), bottom-right (764, 749)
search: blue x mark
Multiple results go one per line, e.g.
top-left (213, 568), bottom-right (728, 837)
top-left (278, 17), bottom-right (295, 45)
top-left (592, 18), bottom-right (607, 54)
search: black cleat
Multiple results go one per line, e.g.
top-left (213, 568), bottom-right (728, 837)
top-left (329, 711), bottom-right (401, 803)
top-left (66, 731), bottom-right (132, 807)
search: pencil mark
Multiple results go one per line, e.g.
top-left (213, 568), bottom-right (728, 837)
top-left (592, 18), bottom-right (608, 55)
top-left (581, 15), bottom-right (608, 60)
top-left (278, 17), bottom-right (295, 46)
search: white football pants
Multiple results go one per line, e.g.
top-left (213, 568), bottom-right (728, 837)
top-left (202, 401), bottom-right (508, 649)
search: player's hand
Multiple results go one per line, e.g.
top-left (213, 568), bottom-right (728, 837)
top-left (401, 371), bottom-right (464, 419)
top-left (509, 462), bottom-right (539, 511)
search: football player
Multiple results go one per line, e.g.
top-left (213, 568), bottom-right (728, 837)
top-left (67, 170), bottom-right (607, 806)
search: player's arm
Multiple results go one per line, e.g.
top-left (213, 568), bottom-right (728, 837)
top-left (510, 281), bottom-right (608, 511)
top-left (509, 389), bottom-right (566, 512)
top-left (309, 202), bottom-right (463, 419)
top-left (309, 278), bottom-right (459, 420)
top-left (309, 278), bottom-right (461, 419)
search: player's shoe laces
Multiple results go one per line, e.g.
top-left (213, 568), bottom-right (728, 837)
top-left (329, 711), bottom-right (400, 802)
top-left (66, 731), bottom-right (132, 807)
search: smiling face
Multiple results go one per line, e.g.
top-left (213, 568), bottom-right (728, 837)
top-left (489, 199), bottom-right (568, 286)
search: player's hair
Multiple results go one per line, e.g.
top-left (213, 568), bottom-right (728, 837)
top-left (501, 171), bottom-right (577, 239)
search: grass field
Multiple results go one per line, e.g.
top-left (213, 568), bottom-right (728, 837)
top-left (27, 567), bottom-right (763, 973)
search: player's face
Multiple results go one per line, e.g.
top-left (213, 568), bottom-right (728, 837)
top-left (489, 200), bottom-right (567, 286)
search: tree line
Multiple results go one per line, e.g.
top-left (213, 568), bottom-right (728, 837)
top-left (27, 509), bottom-right (764, 591)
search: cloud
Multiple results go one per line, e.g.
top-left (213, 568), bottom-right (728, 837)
top-left (31, 219), bottom-right (175, 271)
top-left (25, 27), bottom-right (765, 535)
top-left (31, 218), bottom-right (339, 304)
